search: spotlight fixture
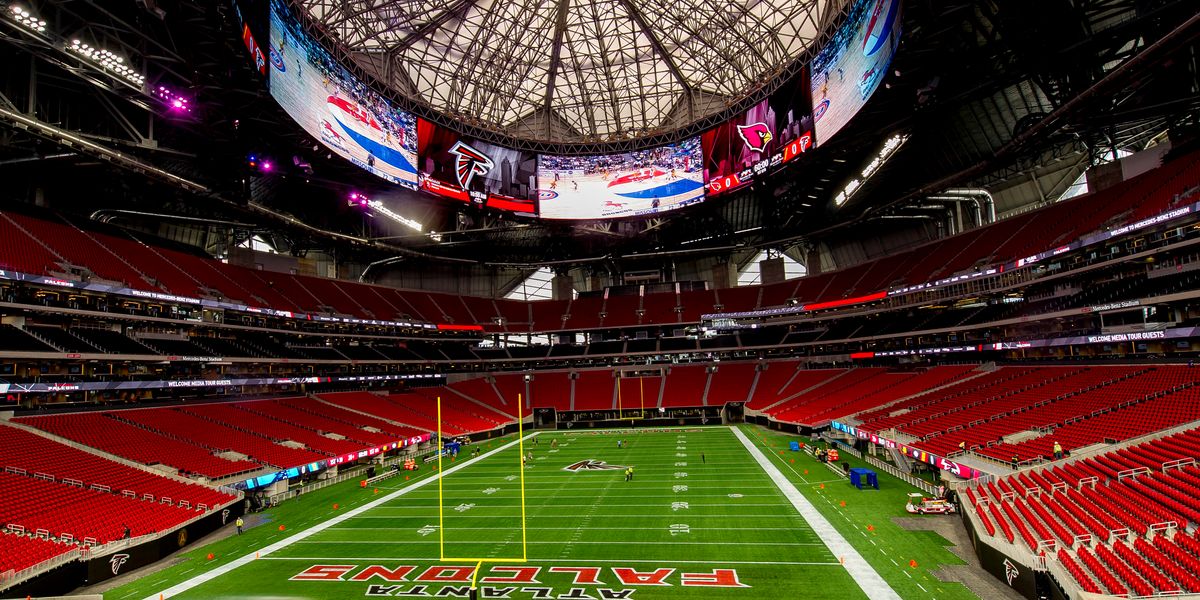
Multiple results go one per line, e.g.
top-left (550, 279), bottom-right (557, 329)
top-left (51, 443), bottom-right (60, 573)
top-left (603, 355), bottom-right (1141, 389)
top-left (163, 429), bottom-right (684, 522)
top-left (9, 4), bottom-right (45, 32)
top-left (350, 194), bottom-right (442, 242)
top-left (155, 86), bottom-right (192, 113)
top-left (67, 39), bottom-right (146, 86)
top-left (833, 133), bottom-right (910, 207)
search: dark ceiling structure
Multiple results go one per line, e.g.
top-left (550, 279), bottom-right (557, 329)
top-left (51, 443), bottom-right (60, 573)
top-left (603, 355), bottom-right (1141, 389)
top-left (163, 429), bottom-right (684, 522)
top-left (0, 0), bottom-right (1197, 271)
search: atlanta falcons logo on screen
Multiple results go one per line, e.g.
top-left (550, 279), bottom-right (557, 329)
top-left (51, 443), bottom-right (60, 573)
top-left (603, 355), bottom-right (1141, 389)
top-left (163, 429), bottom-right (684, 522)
top-left (736, 123), bottom-right (773, 152)
top-left (448, 141), bottom-right (494, 189)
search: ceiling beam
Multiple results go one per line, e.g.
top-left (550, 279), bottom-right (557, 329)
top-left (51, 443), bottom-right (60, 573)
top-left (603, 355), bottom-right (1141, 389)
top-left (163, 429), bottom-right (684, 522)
top-left (617, 0), bottom-right (692, 101)
top-left (541, 0), bottom-right (572, 134)
top-left (387, 0), bottom-right (482, 55)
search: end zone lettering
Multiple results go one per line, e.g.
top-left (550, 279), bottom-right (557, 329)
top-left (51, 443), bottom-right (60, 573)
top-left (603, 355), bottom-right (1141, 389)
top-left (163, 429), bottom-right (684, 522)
top-left (291, 564), bottom-right (749, 595)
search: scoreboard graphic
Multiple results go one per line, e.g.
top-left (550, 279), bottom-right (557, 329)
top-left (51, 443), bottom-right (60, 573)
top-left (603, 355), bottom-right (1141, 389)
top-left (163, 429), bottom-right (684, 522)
top-left (810, 0), bottom-right (902, 145)
top-left (267, 0), bottom-right (418, 189)
top-left (702, 68), bottom-right (815, 196)
top-left (537, 138), bottom-right (705, 220)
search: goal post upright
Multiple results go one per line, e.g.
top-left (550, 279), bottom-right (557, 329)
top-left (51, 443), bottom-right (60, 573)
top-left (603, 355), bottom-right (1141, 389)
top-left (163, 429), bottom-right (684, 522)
top-left (435, 394), bottom-right (528, 570)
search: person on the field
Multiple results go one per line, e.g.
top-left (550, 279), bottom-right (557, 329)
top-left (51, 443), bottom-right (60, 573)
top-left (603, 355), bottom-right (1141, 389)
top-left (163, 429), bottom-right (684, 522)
top-left (236, 517), bottom-right (244, 535)
top-left (1053, 441), bottom-right (1064, 460)
top-left (701, 452), bottom-right (706, 464)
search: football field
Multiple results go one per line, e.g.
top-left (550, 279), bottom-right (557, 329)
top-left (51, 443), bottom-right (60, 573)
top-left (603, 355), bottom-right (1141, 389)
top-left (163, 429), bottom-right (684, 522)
top-left (114, 426), bottom-right (978, 600)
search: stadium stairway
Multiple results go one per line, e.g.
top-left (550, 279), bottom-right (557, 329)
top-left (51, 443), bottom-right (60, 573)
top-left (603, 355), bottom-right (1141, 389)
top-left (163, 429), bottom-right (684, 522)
top-left (17, 412), bottom-right (261, 481)
top-left (0, 419), bottom-right (247, 490)
top-left (962, 423), bottom-right (1200, 598)
top-left (842, 366), bottom-right (995, 426)
top-left (408, 388), bottom-right (518, 430)
top-left (315, 392), bottom-right (434, 433)
top-left (437, 380), bottom-right (523, 421)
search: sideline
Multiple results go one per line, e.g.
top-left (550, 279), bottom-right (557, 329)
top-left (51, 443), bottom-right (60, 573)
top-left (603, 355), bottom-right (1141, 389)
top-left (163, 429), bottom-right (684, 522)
top-left (730, 426), bottom-right (901, 600)
top-left (141, 433), bottom-right (535, 600)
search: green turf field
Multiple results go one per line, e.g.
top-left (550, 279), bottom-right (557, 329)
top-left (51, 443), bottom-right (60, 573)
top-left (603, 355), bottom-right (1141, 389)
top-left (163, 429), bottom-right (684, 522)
top-left (105, 425), bottom-right (980, 600)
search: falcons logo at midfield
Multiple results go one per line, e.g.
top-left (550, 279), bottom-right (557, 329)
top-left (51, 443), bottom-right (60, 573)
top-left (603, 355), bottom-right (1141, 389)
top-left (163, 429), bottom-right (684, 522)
top-left (448, 140), bottom-right (494, 190)
top-left (563, 460), bottom-right (627, 472)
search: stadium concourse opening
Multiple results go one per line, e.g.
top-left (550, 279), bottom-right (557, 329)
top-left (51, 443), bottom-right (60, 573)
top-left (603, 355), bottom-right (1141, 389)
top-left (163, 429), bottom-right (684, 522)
top-left (3, 0), bottom-right (1200, 598)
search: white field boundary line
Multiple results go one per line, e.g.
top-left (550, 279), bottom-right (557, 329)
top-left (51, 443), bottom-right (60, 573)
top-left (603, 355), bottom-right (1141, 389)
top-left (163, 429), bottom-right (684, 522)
top-left (142, 433), bottom-right (535, 600)
top-left (258, 557), bottom-right (842, 566)
top-left (730, 426), bottom-right (901, 600)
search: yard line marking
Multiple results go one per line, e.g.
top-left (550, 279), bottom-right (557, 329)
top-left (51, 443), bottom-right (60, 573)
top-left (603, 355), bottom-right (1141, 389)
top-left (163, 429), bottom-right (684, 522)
top-left (370, 503), bottom-right (796, 508)
top-left (298, 540), bottom-right (826, 547)
top-left (731, 426), bottom-right (900, 600)
top-left (417, 494), bottom-right (782, 499)
top-left (327, 526), bottom-right (814, 532)
top-left (258, 557), bottom-right (843, 566)
top-left (141, 433), bottom-right (533, 600)
top-left (349, 514), bottom-right (818, 519)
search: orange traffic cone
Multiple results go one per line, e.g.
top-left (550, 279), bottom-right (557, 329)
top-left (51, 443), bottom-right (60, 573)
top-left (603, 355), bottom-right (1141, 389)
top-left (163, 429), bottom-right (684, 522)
top-left (867, 524), bottom-right (875, 532)
top-left (909, 559), bottom-right (918, 568)
top-left (206, 553), bottom-right (214, 561)
top-left (278, 525), bottom-right (285, 531)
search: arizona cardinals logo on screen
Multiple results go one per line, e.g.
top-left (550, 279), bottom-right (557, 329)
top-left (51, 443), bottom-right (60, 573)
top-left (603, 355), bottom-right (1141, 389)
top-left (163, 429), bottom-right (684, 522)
top-left (1003, 559), bottom-right (1018, 586)
top-left (563, 460), bottom-right (627, 472)
top-left (736, 123), bottom-right (773, 152)
top-left (110, 553), bottom-right (130, 575)
top-left (448, 141), bottom-right (494, 190)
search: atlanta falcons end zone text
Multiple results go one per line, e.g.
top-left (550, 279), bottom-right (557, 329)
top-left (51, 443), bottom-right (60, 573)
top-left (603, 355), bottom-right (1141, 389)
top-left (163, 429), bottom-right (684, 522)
top-left (291, 564), bottom-right (750, 597)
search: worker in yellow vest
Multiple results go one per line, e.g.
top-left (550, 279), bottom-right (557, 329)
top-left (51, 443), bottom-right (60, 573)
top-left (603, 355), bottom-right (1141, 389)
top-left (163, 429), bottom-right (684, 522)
top-left (1053, 441), bottom-right (1064, 460)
